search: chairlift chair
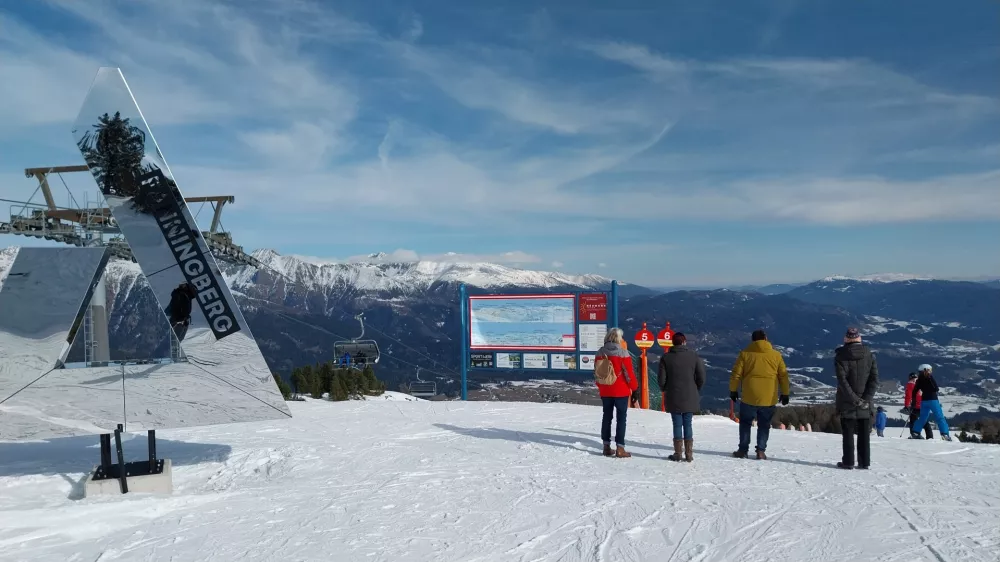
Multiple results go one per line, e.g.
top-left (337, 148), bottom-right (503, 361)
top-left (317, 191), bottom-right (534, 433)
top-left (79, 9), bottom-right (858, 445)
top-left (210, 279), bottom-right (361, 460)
top-left (408, 368), bottom-right (437, 398)
top-left (333, 314), bottom-right (381, 369)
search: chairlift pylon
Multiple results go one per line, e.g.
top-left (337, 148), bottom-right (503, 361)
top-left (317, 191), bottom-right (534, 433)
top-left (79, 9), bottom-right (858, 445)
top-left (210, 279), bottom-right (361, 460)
top-left (334, 313), bottom-right (380, 369)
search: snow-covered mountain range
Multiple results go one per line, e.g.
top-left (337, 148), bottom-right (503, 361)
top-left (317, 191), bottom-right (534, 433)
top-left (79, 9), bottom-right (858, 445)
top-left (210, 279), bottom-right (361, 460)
top-left (243, 249), bottom-right (613, 292)
top-left (2, 245), bottom-right (998, 419)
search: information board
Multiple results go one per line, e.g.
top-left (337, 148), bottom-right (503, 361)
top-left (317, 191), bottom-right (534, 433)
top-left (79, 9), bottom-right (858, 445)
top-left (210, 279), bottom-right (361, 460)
top-left (469, 294), bottom-right (577, 351)
top-left (458, 282), bottom-right (619, 400)
top-left (550, 354), bottom-right (577, 370)
top-left (495, 353), bottom-right (522, 369)
top-left (578, 323), bottom-right (606, 353)
top-left (523, 353), bottom-right (549, 369)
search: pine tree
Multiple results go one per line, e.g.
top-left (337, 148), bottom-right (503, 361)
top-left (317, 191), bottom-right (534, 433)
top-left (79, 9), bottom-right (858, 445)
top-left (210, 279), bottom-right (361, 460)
top-left (272, 373), bottom-right (292, 400)
top-left (291, 368), bottom-right (308, 399)
top-left (319, 361), bottom-right (335, 398)
top-left (330, 372), bottom-right (349, 401)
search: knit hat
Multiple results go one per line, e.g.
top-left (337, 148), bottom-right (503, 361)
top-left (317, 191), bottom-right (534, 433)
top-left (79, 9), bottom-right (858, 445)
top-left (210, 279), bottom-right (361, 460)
top-left (844, 327), bottom-right (861, 343)
top-left (908, 372), bottom-right (917, 379)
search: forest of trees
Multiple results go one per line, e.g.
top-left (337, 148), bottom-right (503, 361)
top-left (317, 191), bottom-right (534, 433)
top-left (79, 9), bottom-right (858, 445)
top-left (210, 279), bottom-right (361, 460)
top-left (281, 361), bottom-right (386, 401)
top-left (957, 418), bottom-right (1000, 444)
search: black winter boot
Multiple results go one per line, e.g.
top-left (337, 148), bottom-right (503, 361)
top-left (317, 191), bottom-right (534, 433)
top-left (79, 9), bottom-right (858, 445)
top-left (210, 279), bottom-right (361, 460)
top-left (668, 439), bottom-right (683, 461)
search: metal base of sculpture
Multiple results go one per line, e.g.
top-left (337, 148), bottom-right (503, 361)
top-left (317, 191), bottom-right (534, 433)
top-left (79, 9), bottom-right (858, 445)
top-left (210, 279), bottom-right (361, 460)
top-left (85, 427), bottom-right (172, 496)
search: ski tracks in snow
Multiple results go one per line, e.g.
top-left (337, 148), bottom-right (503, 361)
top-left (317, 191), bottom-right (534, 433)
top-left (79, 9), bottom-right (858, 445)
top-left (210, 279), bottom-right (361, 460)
top-left (1, 400), bottom-right (998, 561)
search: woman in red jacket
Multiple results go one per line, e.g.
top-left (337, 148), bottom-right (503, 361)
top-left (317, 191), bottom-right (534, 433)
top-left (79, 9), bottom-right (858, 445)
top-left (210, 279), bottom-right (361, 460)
top-left (595, 328), bottom-right (639, 458)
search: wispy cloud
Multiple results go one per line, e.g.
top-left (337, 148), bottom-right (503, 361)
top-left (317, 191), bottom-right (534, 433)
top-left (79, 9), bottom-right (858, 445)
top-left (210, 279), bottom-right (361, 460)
top-left (1, 0), bottom-right (998, 285)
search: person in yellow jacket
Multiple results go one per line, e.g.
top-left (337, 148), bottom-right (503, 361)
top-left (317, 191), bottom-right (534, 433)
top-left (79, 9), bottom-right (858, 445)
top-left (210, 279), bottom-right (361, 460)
top-left (729, 329), bottom-right (790, 460)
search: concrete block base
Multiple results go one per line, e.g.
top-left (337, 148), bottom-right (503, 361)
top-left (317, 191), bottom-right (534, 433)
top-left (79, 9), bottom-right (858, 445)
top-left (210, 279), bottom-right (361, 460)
top-left (84, 459), bottom-right (173, 497)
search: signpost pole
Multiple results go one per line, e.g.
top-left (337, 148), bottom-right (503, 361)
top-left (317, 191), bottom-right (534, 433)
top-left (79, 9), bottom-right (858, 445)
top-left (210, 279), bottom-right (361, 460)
top-left (634, 323), bottom-right (654, 410)
top-left (611, 280), bottom-right (619, 329)
top-left (459, 283), bottom-right (468, 401)
top-left (656, 322), bottom-right (674, 413)
top-left (640, 349), bottom-right (649, 409)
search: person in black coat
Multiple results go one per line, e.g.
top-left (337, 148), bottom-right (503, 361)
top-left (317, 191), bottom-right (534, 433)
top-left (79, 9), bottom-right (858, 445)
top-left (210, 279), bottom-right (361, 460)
top-left (909, 364), bottom-right (952, 441)
top-left (166, 282), bottom-right (197, 342)
top-left (657, 333), bottom-right (706, 462)
top-left (834, 327), bottom-right (879, 469)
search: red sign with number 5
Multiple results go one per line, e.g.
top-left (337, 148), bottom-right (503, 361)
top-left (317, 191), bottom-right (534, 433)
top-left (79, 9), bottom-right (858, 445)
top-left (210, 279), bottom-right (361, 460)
top-left (635, 323), bottom-right (655, 348)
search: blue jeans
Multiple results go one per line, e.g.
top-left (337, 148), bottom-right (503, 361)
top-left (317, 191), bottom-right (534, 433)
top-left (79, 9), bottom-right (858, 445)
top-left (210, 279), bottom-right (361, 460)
top-left (738, 402), bottom-right (776, 453)
top-left (671, 412), bottom-right (693, 440)
top-left (912, 400), bottom-right (950, 436)
top-left (601, 397), bottom-right (629, 446)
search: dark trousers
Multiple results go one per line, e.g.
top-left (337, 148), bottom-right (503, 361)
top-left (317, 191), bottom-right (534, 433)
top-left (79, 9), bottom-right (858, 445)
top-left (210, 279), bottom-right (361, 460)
top-left (908, 409), bottom-right (934, 439)
top-left (601, 397), bottom-right (629, 447)
top-left (841, 417), bottom-right (871, 467)
top-left (738, 402), bottom-right (776, 453)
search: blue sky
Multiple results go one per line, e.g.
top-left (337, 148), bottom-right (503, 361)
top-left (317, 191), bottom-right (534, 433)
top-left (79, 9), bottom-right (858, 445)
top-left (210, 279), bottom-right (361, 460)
top-left (1, 0), bottom-right (998, 286)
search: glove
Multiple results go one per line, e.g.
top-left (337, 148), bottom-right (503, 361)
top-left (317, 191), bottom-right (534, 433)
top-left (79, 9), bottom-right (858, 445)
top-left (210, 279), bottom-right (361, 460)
top-left (730, 391), bottom-right (739, 402)
top-left (856, 399), bottom-right (869, 411)
top-left (901, 407), bottom-right (911, 415)
top-left (630, 390), bottom-right (640, 404)
top-left (780, 394), bottom-right (789, 406)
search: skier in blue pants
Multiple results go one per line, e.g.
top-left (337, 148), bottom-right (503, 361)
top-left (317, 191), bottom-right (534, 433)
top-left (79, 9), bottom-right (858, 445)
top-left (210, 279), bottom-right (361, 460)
top-left (909, 364), bottom-right (952, 441)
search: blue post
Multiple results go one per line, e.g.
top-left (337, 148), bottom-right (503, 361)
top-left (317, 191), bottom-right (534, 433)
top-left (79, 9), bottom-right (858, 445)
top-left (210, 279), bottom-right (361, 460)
top-left (459, 283), bottom-right (468, 401)
top-left (611, 280), bottom-right (619, 328)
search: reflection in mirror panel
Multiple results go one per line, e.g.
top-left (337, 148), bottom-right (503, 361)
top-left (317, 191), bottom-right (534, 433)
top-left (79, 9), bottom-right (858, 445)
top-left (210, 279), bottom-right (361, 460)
top-left (0, 247), bottom-right (110, 395)
top-left (0, 247), bottom-right (114, 439)
top-left (70, 67), bottom-right (291, 429)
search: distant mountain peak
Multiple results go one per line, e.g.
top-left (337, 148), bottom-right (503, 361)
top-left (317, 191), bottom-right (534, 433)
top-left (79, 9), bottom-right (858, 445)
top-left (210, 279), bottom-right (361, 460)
top-left (821, 274), bottom-right (932, 284)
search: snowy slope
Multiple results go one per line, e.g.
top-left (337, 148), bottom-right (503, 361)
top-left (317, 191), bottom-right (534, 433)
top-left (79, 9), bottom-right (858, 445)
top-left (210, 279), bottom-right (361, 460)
top-left (0, 247), bottom-right (16, 292)
top-left (1, 399), bottom-right (997, 562)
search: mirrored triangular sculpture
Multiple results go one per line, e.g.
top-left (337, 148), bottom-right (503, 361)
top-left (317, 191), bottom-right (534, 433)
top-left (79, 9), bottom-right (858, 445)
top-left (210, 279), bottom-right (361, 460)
top-left (0, 67), bottom-right (291, 441)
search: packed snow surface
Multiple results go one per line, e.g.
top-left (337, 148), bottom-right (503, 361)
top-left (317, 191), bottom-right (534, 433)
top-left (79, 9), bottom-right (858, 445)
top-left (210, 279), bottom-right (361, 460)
top-left (1, 399), bottom-right (997, 562)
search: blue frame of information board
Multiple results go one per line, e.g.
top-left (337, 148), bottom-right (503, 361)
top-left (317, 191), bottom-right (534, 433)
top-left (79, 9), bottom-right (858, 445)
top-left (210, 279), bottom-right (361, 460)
top-left (458, 281), bottom-right (619, 400)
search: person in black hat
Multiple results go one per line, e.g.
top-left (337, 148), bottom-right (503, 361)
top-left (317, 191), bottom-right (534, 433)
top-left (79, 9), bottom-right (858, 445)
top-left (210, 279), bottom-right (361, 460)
top-left (834, 327), bottom-right (879, 469)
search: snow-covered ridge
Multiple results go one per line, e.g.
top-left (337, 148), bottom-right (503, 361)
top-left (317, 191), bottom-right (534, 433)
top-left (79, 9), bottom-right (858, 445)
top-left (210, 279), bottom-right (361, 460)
top-left (820, 273), bottom-right (933, 283)
top-left (1, 245), bottom-right (613, 297)
top-left (236, 248), bottom-right (613, 292)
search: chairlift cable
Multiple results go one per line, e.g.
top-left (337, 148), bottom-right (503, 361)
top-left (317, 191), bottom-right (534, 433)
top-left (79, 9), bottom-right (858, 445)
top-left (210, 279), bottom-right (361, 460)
top-left (56, 172), bottom-right (82, 210)
top-left (253, 305), bottom-right (457, 380)
top-left (363, 323), bottom-right (461, 377)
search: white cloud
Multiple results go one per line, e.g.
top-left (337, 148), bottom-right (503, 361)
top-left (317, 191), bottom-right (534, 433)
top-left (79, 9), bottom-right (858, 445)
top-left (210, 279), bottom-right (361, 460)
top-left (395, 43), bottom-right (664, 136)
top-left (551, 261), bottom-right (564, 268)
top-left (1, 0), bottom-right (998, 247)
top-left (239, 121), bottom-right (343, 170)
top-left (0, 1), bottom-right (357, 134)
top-left (598, 263), bottom-right (607, 268)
